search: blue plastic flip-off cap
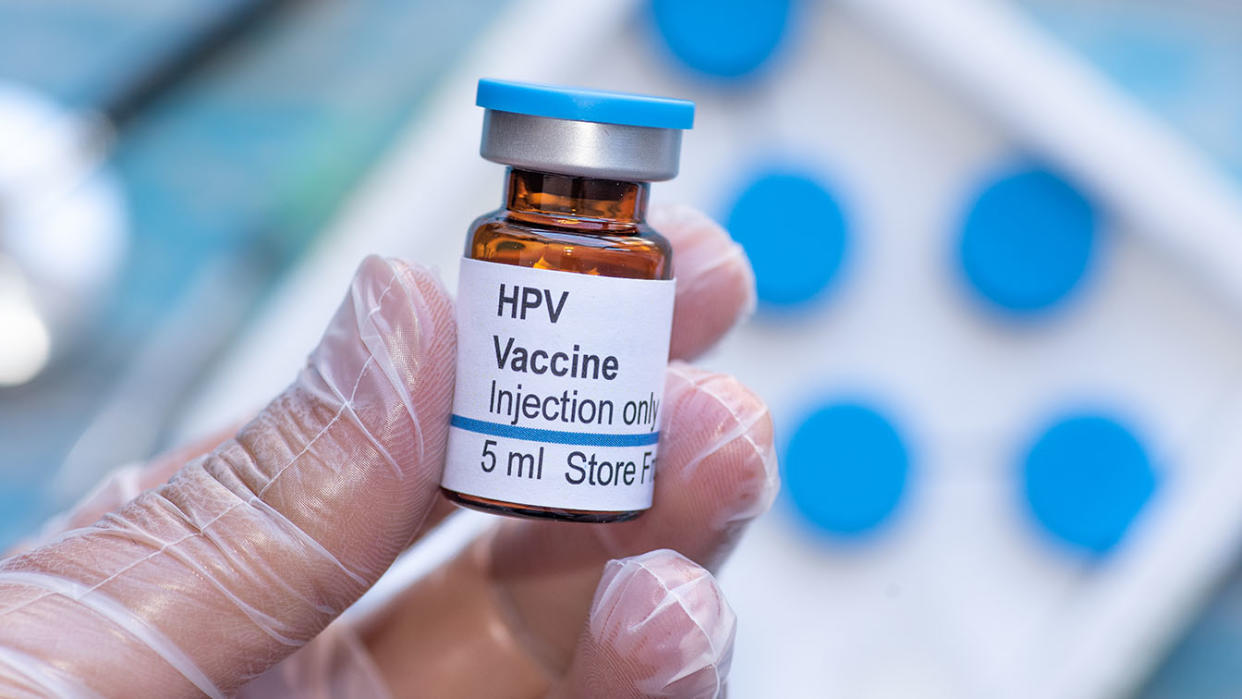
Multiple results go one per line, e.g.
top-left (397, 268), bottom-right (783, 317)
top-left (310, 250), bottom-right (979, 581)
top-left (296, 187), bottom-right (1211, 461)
top-left (1022, 413), bottom-right (1156, 555)
top-left (650, 0), bottom-right (794, 80)
top-left (477, 79), bottom-right (694, 181)
top-left (783, 402), bottom-right (910, 537)
top-left (958, 167), bottom-right (1098, 314)
top-left (476, 79), bottom-right (695, 130)
top-left (726, 169), bottom-right (848, 308)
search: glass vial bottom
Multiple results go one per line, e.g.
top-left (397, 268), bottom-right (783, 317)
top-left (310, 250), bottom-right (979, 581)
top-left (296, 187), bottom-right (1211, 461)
top-left (440, 488), bottom-right (643, 523)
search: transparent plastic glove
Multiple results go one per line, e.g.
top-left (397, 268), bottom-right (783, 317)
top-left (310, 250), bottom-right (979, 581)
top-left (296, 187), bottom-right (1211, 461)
top-left (0, 205), bottom-right (776, 698)
top-left (552, 549), bottom-right (737, 699)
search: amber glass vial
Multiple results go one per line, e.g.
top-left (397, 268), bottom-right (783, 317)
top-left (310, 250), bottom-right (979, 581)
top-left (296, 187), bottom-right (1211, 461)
top-left (440, 80), bottom-right (694, 522)
top-left (445, 169), bottom-right (672, 521)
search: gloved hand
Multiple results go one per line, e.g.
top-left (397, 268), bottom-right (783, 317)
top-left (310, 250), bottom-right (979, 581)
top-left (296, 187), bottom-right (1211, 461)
top-left (0, 205), bottom-right (777, 698)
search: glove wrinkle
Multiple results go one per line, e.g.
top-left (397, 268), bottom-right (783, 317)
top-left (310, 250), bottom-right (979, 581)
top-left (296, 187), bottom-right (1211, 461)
top-left (0, 645), bottom-right (105, 699)
top-left (0, 570), bottom-right (225, 698)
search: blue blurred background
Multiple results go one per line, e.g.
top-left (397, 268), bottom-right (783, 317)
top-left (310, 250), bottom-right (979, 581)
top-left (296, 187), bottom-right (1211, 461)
top-left (4, 0), bottom-right (1242, 696)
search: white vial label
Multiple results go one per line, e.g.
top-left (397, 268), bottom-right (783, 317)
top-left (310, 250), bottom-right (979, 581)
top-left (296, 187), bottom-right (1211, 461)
top-left (443, 257), bottom-right (675, 513)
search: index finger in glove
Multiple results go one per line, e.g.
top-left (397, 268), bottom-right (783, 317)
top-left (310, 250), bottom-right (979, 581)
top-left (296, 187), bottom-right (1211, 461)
top-left (0, 256), bottom-right (455, 698)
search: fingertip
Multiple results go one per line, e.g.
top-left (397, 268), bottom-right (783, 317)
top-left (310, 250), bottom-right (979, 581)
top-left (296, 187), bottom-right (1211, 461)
top-left (663, 364), bottom-right (780, 529)
top-left (381, 256), bottom-right (452, 307)
top-left (583, 549), bottom-right (735, 698)
top-left (651, 205), bottom-right (756, 360)
top-left (364, 255), bottom-right (456, 358)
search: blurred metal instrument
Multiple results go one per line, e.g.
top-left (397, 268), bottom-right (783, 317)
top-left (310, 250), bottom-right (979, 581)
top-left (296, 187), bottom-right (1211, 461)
top-left (0, 0), bottom-right (294, 387)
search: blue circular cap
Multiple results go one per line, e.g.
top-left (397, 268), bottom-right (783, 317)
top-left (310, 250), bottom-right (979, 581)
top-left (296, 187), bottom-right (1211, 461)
top-left (1022, 414), bottom-right (1157, 555)
top-left (725, 170), bottom-right (848, 308)
top-left (958, 167), bottom-right (1098, 314)
top-left (476, 79), bottom-right (694, 130)
top-left (783, 402), bottom-right (910, 537)
top-left (650, 0), bottom-right (793, 79)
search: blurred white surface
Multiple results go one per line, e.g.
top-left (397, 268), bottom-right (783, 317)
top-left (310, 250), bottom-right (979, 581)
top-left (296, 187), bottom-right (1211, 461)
top-left (176, 1), bottom-right (1242, 696)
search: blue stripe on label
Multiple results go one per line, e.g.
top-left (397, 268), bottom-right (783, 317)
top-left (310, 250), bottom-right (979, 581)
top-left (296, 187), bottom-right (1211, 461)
top-left (450, 415), bottom-right (660, 447)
